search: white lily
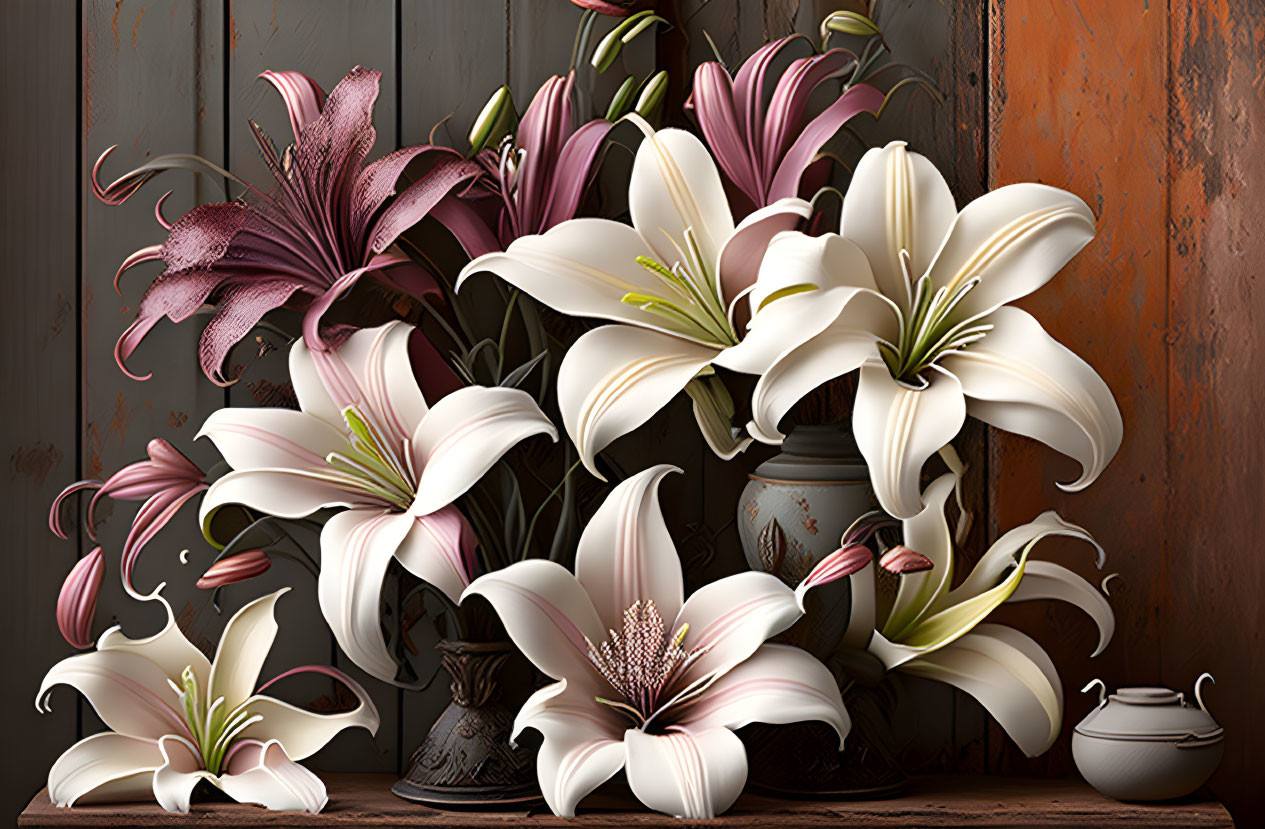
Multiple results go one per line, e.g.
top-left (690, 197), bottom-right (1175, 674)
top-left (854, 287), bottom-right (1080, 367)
top-left (798, 473), bottom-right (1114, 756)
top-left (456, 116), bottom-right (883, 476)
top-left (463, 465), bottom-right (849, 819)
top-left (197, 321), bottom-right (557, 682)
top-left (37, 589), bottom-right (378, 813)
top-left (747, 141), bottom-right (1123, 518)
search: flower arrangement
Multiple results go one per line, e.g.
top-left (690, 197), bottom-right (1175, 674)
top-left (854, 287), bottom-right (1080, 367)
top-left (40, 3), bottom-right (1122, 819)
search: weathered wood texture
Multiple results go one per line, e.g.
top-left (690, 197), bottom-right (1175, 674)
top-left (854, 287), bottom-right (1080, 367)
top-left (1, 2), bottom-right (80, 827)
top-left (988, 1), bottom-right (1265, 823)
top-left (5, 0), bottom-right (1262, 825)
top-left (17, 773), bottom-right (1234, 828)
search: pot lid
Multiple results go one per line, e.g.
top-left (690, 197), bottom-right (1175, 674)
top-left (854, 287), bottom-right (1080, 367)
top-left (753, 424), bottom-right (869, 482)
top-left (1075, 685), bottom-right (1222, 741)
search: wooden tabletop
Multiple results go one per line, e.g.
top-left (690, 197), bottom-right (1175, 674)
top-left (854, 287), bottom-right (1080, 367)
top-left (19, 773), bottom-right (1234, 828)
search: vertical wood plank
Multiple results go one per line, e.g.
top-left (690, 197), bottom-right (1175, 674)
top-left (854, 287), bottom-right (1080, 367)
top-left (80, 0), bottom-right (227, 724)
top-left (987, 0), bottom-right (1169, 776)
top-left (1167, 3), bottom-right (1265, 825)
top-left (2, 1), bottom-right (80, 820)
top-left (225, 0), bottom-right (401, 775)
top-left (400, 0), bottom-right (507, 148)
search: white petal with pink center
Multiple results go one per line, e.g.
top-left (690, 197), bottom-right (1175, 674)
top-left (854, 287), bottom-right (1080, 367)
top-left (38, 589), bottom-right (378, 813)
top-left (464, 465), bottom-right (848, 818)
top-left (199, 321), bottom-right (556, 681)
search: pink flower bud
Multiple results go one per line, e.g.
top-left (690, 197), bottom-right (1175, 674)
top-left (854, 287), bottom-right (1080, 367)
top-left (880, 546), bottom-right (934, 574)
top-left (801, 544), bottom-right (874, 590)
top-left (197, 549), bottom-right (271, 590)
top-left (57, 548), bottom-right (104, 650)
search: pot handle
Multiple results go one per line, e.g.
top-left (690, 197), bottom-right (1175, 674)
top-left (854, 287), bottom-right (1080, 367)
top-left (1176, 731), bottom-right (1223, 750)
top-left (1081, 678), bottom-right (1107, 708)
top-left (1194, 672), bottom-right (1215, 715)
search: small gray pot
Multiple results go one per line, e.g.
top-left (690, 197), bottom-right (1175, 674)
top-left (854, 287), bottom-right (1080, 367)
top-left (1072, 675), bottom-right (1223, 802)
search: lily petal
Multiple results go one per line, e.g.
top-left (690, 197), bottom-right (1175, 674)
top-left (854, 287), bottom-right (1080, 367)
top-left (411, 386), bottom-right (558, 516)
top-left (626, 120), bottom-right (735, 276)
top-left (841, 142), bottom-right (957, 307)
top-left (557, 326), bottom-right (719, 478)
top-left (199, 469), bottom-right (375, 530)
top-left (575, 465), bottom-right (684, 631)
top-left (515, 680), bottom-right (627, 817)
top-left (950, 508), bottom-right (1104, 603)
top-left (1008, 560), bottom-right (1114, 657)
top-left (458, 219), bottom-right (705, 341)
top-left (238, 675), bottom-right (379, 763)
top-left (96, 594), bottom-right (211, 691)
top-left (37, 650), bottom-right (192, 742)
top-left (219, 740), bottom-right (328, 813)
top-left (940, 306), bottom-right (1122, 493)
top-left (47, 732), bottom-right (162, 807)
top-left (897, 624), bottom-right (1063, 757)
top-left (853, 363), bottom-right (966, 518)
top-left (883, 474), bottom-right (957, 640)
top-left (675, 644), bottom-right (849, 747)
top-left (318, 509), bottom-right (415, 682)
top-left (153, 735), bottom-right (208, 814)
top-left (623, 726), bottom-right (747, 819)
top-left (674, 571), bottom-right (801, 685)
top-left (715, 198), bottom-right (812, 308)
top-left (259, 70), bottom-right (325, 141)
top-left (209, 589), bottom-right (286, 712)
top-left (767, 82), bottom-right (884, 203)
top-left (462, 559), bottom-right (606, 683)
top-left (197, 408), bottom-right (348, 473)
top-left (394, 506), bottom-right (476, 605)
top-left (928, 184), bottom-right (1095, 321)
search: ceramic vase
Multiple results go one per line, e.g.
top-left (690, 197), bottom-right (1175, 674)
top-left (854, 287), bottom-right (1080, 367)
top-left (392, 641), bottom-right (540, 807)
top-left (736, 423), bottom-right (907, 798)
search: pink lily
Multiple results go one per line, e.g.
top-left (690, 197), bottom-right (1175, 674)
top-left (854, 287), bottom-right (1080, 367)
top-left (56, 548), bottom-right (105, 650)
top-left (569, 0), bottom-right (633, 15)
top-left (50, 439), bottom-right (208, 600)
top-left (95, 66), bottom-right (481, 385)
top-left (688, 36), bottom-right (884, 212)
top-left (433, 72), bottom-right (613, 258)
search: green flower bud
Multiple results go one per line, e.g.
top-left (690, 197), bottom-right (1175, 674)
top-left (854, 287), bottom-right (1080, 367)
top-left (468, 85), bottom-right (517, 155)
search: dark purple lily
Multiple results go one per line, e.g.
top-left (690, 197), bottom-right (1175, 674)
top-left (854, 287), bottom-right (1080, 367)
top-left (50, 438), bottom-right (208, 599)
top-left (432, 72), bottom-right (613, 258)
top-left (95, 66), bottom-right (482, 384)
top-left (688, 35), bottom-right (885, 212)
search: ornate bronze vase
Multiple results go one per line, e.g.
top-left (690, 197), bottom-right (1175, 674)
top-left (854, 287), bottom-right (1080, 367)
top-left (736, 423), bottom-right (907, 798)
top-left (392, 641), bottom-right (540, 807)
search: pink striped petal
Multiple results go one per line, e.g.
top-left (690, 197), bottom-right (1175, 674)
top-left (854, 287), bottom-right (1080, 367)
top-left (766, 82), bottom-right (884, 202)
top-left (49, 480), bottom-right (103, 540)
top-left (57, 548), bottom-right (105, 650)
top-left (880, 545), bottom-right (935, 574)
top-left (259, 70), bottom-right (326, 142)
top-left (368, 156), bottom-right (483, 254)
top-left (197, 550), bottom-right (271, 590)
top-left (540, 118), bottom-right (614, 231)
top-left (673, 571), bottom-right (801, 685)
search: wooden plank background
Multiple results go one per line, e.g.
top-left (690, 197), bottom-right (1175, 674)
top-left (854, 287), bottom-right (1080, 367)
top-left (3, 0), bottom-right (1262, 825)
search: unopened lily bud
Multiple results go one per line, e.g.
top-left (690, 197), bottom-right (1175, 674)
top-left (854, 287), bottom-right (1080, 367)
top-left (592, 11), bottom-right (667, 73)
top-left (570, 0), bottom-right (632, 15)
top-left (197, 549), bottom-right (271, 590)
top-left (821, 10), bottom-right (882, 40)
top-left (800, 544), bottom-right (874, 591)
top-left (634, 70), bottom-right (668, 122)
top-left (606, 75), bottom-right (639, 121)
top-left (468, 85), bottom-right (517, 155)
top-left (57, 547), bottom-right (104, 650)
top-left (880, 545), bottom-right (934, 574)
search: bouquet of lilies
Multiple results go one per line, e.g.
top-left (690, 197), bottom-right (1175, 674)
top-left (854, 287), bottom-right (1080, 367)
top-left (41, 4), bottom-right (1122, 819)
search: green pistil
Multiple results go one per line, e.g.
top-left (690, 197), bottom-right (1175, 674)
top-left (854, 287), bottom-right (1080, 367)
top-left (625, 247), bottom-right (738, 347)
top-left (886, 275), bottom-right (991, 384)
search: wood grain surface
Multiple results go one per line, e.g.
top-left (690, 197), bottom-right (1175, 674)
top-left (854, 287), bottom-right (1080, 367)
top-left (17, 774), bottom-right (1234, 828)
top-left (4, 0), bottom-right (1262, 826)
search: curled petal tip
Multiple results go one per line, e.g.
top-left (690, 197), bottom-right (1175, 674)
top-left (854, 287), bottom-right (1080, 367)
top-left (1100, 572), bottom-right (1120, 596)
top-left (197, 549), bottom-right (271, 590)
top-left (57, 548), bottom-right (105, 649)
top-left (879, 545), bottom-right (934, 574)
top-left (154, 191), bottom-right (175, 230)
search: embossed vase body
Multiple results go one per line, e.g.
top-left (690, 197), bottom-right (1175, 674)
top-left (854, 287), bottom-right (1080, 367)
top-left (393, 641), bottom-right (539, 807)
top-left (736, 423), bottom-right (907, 798)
